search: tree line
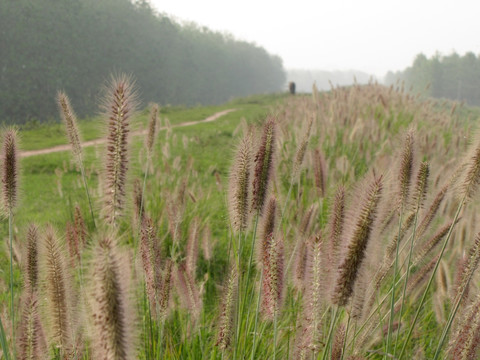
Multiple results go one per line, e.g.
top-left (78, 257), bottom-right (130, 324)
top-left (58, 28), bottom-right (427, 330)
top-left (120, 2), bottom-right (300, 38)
top-left (0, 0), bottom-right (286, 124)
top-left (385, 52), bottom-right (480, 106)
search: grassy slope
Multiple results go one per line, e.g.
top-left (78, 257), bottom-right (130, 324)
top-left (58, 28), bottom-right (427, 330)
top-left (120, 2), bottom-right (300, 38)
top-left (3, 88), bottom-right (480, 359)
top-left (5, 93), bottom-right (286, 243)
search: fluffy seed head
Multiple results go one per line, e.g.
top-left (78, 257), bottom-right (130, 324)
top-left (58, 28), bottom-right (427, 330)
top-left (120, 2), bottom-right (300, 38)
top-left (252, 117), bottom-right (276, 213)
top-left (17, 292), bottom-right (47, 360)
top-left (174, 263), bottom-right (202, 321)
top-left (201, 226), bottom-right (213, 261)
top-left (331, 323), bottom-right (346, 360)
top-left (132, 178), bottom-right (144, 224)
top-left (158, 259), bottom-right (173, 320)
top-left (140, 216), bottom-right (157, 312)
top-left (57, 91), bottom-right (82, 162)
top-left (313, 148), bottom-right (327, 197)
top-left (42, 225), bottom-right (73, 354)
top-left (449, 294), bottom-right (480, 359)
top-left (186, 217), bottom-right (200, 278)
top-left (216, 266), bottom-right (238, 351)
top-left (74, 204), bottom-right (87, 248)
top-left (102, 75), bottom-right (136, 226)
top-left (461, 133), bottom-right (480, 200)
top-left (452, 232), bottom-right (480, 305)
top-left (146, 103), bottom-right (159, 154)
top-left (416, 185), bottom-right (448, 238)
top-left (228, 133), bottom-right (252, 233)
top-left (413, 221), bottom-right (453, 266)
top-left (261, 233), bottom-right (284, 319)
top-left (397, 129), bottom-right (414, 210)
top-left (2, 128), bottom-right (18, 213)
top-left (258, 196), bottom-right (277, 266)
top-left (411, 161), bottom-right (429, 210)
top-left (303, 235), bottom-right (323, 346)
top-left (65, 221), bottom-right (80, 266)
top-left (328, 186), bottom-right (346, 267)
top-left (25, 224), bottom-right (39, 292)
top-left (293, 117), bottom-right (313, 176)
top-left (90, 236), bottom-right (135, 360)
top-left (332, 176), bottom-right (383, 306)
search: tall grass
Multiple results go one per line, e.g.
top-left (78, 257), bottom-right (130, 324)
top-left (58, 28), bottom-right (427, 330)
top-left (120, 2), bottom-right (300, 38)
top-left (2, 79), bottom-right (480, 359)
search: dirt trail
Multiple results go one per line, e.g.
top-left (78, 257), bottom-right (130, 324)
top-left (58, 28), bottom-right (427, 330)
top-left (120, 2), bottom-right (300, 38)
top-left (20, 108), bottom-right (237, 158)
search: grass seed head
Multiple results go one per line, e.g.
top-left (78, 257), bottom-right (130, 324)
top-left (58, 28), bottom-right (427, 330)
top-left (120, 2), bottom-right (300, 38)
top-left (258, 196), bottom-right (277, 267)
top-left (102, 74), bottom-right (137, 226)
top-left (2, 128), bottom-right (18, 213)
top-left (461, 132), bottom-right (480, 200)
top-left (313, 148), bottom-right (327, 197)
top-left (261, 233), bottom-right (284, 319)
top-left (397, 129), bottom-right (415, 210)
top-left (252, 117), bottom-right (276, 214)
top-left (332, 176), bottom-right (383, 307)
top-left (42, 225), bottom-right (73, 354)
top-left (146, 103), bottom-right (159, 154)
top-left (216, 266), bottom-right (238, 351)
top-left (228, 133), bottom-right (252, 233)
top-left (57, 91), bottom-right (82, 163)
top-left (25, 223), bottom-right (39, 292)
top-left (91, 235), bottom-right (135, 360)
top-left (411, 161), bottom-right (430, 210)
top-left (17, 292), bottom-right (47, 360)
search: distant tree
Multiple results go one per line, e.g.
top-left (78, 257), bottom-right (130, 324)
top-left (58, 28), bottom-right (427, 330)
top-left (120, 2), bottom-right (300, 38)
top-left (0, 0), bottom-right (286, 123)
top-left (385, 51), bottom-right (480, 106)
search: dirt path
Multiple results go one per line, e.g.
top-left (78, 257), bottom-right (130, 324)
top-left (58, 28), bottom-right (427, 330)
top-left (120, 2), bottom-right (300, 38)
top-left (20, 108), bottom-right (237, 158)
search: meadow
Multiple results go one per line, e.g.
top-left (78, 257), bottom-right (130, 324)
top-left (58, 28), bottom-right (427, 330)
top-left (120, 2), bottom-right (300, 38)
top-left (1, 78), bottom-right (480, 360)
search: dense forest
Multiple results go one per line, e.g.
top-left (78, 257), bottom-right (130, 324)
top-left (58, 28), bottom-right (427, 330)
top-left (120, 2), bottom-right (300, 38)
top-left (0, 0), bottom-right (286, 124)
top-left (385, 52), bottom-right (480, 106)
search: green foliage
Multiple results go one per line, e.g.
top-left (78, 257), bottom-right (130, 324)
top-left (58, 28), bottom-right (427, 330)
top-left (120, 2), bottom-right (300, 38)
top-left (386, 51), bottom-right (480, 106)
top-left (0, 0), bottom-right (286, 124)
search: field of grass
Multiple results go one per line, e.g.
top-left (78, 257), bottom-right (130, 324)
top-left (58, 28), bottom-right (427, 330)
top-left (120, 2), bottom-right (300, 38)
top-left (1, 81), bottom-right (480, 360)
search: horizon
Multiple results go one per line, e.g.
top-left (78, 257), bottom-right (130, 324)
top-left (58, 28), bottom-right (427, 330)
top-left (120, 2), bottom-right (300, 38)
top-left (150, 0), bottom-right (480, 77)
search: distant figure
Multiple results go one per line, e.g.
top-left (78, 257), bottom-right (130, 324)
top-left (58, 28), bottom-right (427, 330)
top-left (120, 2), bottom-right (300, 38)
top-left (289, 81), bottom-right (296, 95)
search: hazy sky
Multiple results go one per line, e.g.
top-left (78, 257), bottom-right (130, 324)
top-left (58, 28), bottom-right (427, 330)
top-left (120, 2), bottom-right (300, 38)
top-left (149, 0), bottom-right (480, 77)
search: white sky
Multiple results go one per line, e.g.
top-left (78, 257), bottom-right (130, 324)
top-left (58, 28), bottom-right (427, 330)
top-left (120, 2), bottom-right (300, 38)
top-left (149, 0), bottom-right (480, 77)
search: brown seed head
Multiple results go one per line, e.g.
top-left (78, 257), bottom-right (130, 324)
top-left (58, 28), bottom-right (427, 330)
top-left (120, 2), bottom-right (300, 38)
top-left (91, 235), bottom-right (135, 359)
top-left (158, 259), bottom-right (173, 320)
top-left (261, 233), bottom-right (284, 319)
top-left (133, 178), bottom-right (144, 223)
top-left (186, 217), bottom-right (200, 278)
top-left (216, 266), bottom-right (238, 351)
top-left (397, 129), bottom-right (414, 210)
top-left (252, 117), bottom-right (276, 213)
top-left (25, 224), bottom-right (39, 292)
top-left (416, 185), bottom-right (448, 239)
top-left (228, 133), bottom-right (252, 233)
top-left (293, 117), bottom-right (313, 176)
top-left (174, 263), bottom-right (202, 321)
top-left (57, 91), bottom-right (82, 162)
top-left (140, 216), bottom-right (157, 311)
top-left (313, 148), bottom-right (327, 197)
top-left (328, 186), bottom-right (346, 268)
top-left (332, 176), bottom-right (383, 306)
top-left (102, 75), bottom-right (137, 225)
top-left (331, 323), bottom-right (346, 360)
top-left (146, 103), bottom-right (159, 154)
top-left (17, 292), bottom-right (47, 360)
top-left (411, 161), bottom-right (430, 210)
top-left (258, 196), bottom-right (277, 266)
top-left (461, 132), bottom-right (480, 200)
top-left (42, 225), bottom-right (73, 354)
top-left (2, 128), bottom-right (18, 213)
